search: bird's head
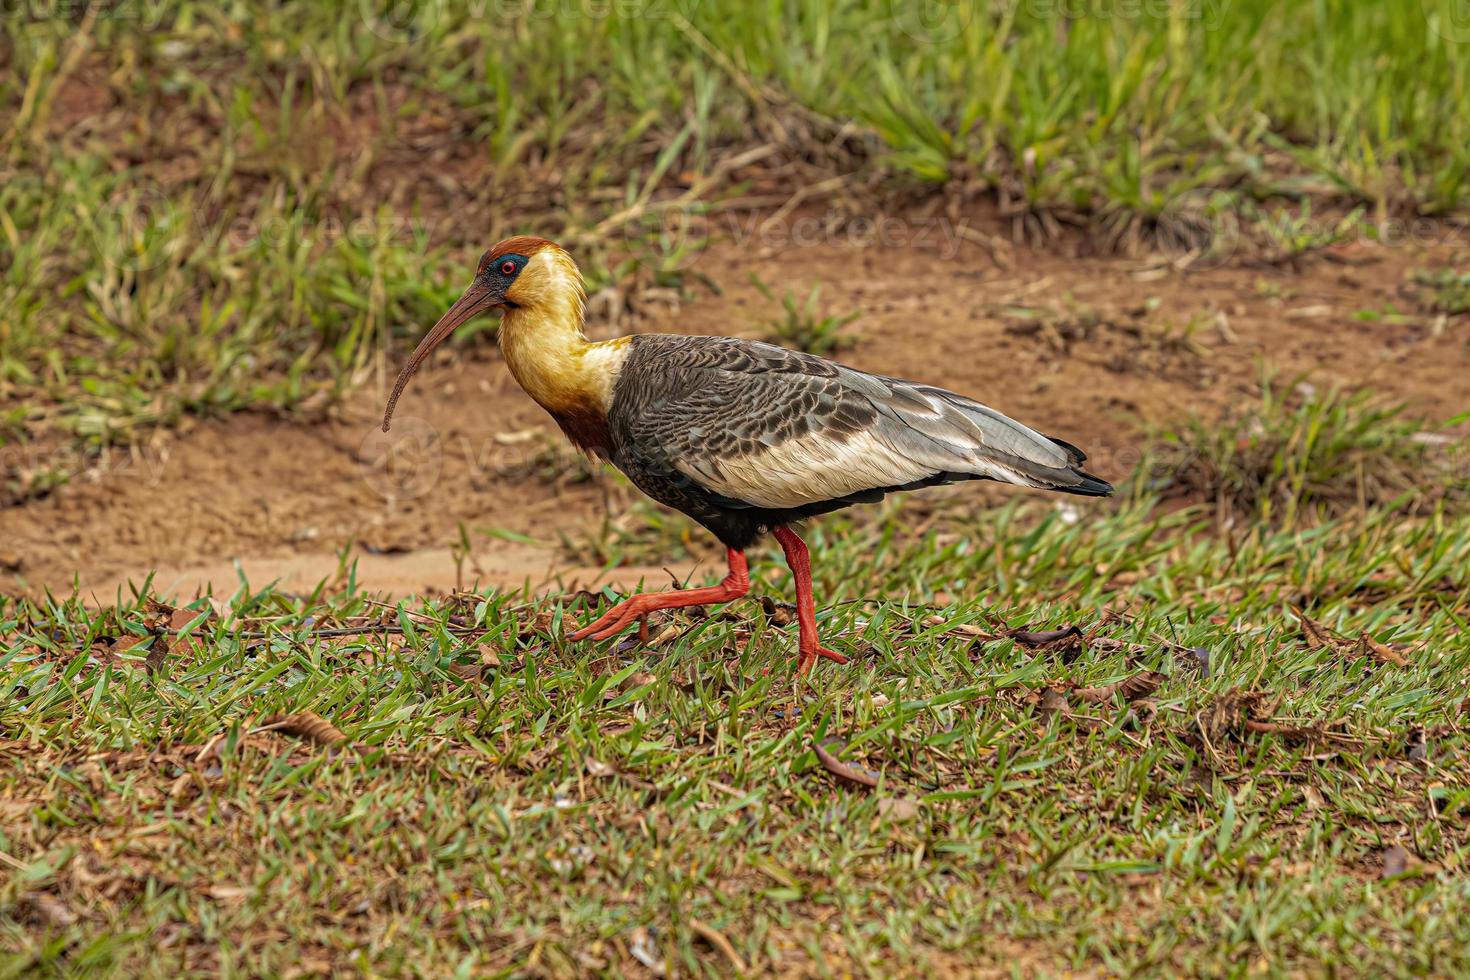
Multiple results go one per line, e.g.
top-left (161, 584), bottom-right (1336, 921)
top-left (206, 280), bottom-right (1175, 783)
top-left (382, 236), bottom-right (579, 431)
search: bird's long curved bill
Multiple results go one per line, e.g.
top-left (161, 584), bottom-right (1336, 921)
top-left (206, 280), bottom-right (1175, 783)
top-left (381, 282), bottom-right (493, 432)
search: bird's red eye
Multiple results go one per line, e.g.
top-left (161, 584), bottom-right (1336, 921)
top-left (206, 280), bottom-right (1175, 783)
top-left (500, 260), bottom-right (517, 276)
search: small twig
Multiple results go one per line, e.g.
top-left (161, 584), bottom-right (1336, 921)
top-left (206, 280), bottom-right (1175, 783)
top-left (689, 918), bottom-right (747, 973)
top-left (814, 741), bottom-right (880, 788)
top-left (194, 729), bottom-right (234, 765)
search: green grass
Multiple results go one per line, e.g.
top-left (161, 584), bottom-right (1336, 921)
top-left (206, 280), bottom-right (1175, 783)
top-left (4, 0), bottom-right (1470, 452)
top-left (2, 493), bottom-right (1467, 974)
top-left (753, 277), bottom-right (860, 356)
top-left (5, 9), bottom-right (1470, 967)
top-left (1142, 379), bottom-right (1470, 526)
top-left (1411, 266), bottom-right (1470, 316)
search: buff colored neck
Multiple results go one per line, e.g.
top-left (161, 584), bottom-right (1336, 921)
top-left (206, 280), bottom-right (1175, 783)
top-left (497, 267), bottom-right (626, 415)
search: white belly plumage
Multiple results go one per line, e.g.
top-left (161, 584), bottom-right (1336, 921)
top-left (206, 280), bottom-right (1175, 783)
top-left (675, 425), bottom-right (1024, 510)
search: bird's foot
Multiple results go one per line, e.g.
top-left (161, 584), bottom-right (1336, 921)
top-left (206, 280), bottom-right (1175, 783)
top-left (568, 595), bottom-right (662, 642)
top-left (568, 549), bottom-right (751, 646)
top-left (798, 645), bottom-right (849, 677)
top-left (765, 644), bottom-right (848, 678)
top-left (567, 551), bottom-right (752, 645)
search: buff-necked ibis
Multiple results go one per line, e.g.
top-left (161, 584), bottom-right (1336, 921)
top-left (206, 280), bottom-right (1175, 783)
top-left (383, 237), bottom-right (1112, 676)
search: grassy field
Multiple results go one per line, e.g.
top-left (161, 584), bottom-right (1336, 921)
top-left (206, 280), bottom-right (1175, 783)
top-left (5, 1), bottom-right (1470, 975)
top-left (3, 503), bottom-right (1469, 974)
top-left (3, 389), bottom-right (1469, 974)
top-left (4, 0), bottom-right (1470, 450)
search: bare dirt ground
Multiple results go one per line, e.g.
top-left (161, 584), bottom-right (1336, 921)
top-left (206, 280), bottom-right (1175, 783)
top-left (5, 212), bottom-right (1467, 599)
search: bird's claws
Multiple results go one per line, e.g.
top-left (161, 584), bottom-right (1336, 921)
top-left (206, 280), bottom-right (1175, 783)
top-left (575, 620), bottom-right (634, 642)
top-left (567, 615), bottom-right (632, 642)
top-left (567, 600), bottom-right (647, 642)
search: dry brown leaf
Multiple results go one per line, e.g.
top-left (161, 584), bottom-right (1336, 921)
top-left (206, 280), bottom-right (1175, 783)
top-left (1200, 688), bottom-right (1277, 742)
top-left (142, 598), bottom-right (174, 629)
top-left (1115, 670), bottom-right (1166, 701)
top-left (1124, 698), bottom-right (1159, 729)
top-left (607, 671), bottom-right (657, 699)
top-left (519, 609), bottom-right (556, 640)
top-left (1242, 719), bottom-right (1322, 743)
top-left (1296, 609), bottom-right (1340, 651)
top-left (208, 884), bottom-right (252, 903)
top-left (1038, 687), bottom-right (1070, 717)
top-left (760, 596), bottom-right (796, 626)
top-left (24, 892), bottom-right (77, 927)
top-left (877, 797), bottom-right (921, 821)
top-left (1076, 670), bottom-right (1165, 704)
top-left (1406, 727), bottom-right (1428, 762)
top-left (167, 606), bottom-right (210, 649)
top-left (145, 635), bottom-right (171, 677)
top-left (1356, 631), bottom-right (1408, 667)
top-left (257, 711), bottom-right (348, 749)
top-left (448, 663), bottom-right (483, 683)
top-left (1011, 625), bottom-right (1083, 647)
top-left (814, 741), bottom-right (879, 788)
top-left (139, 600), bottom-right (215, 669)
top-left (1378, 844), bottom-right (1438, 879)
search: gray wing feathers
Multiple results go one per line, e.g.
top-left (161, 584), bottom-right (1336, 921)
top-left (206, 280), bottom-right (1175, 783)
top-left (906, 388), bottom-right (1066, 458)
top-left (614, 336), bottom-right (1105, 508)
top-left (829, 358), bottom-right (1085, 487)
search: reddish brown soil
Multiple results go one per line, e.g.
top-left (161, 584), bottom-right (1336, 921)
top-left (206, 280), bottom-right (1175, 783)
top-left (5, 215), bottom-right (1467, 598)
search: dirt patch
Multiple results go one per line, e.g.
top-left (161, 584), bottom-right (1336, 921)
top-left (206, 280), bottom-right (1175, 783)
top-left (89, 545), bottom-right (704, 609)
top-left (6, 212), bottom-right (1468, 597)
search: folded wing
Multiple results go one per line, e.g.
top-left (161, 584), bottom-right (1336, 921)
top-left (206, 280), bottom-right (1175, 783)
top-left (614, 336), bottom-right (1111, 512)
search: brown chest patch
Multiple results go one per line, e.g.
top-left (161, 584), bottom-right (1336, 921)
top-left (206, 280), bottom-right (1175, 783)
top-left (549, 401), bottom-right (613, 457)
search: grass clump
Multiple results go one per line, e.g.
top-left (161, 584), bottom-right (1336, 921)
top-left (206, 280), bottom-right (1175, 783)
top-left (753, 278), bottom-right (860, 356)
top-left (1140, 379), bottom-right (1469, 525)
top-left (1411, 267), bottom-right (1470, 316)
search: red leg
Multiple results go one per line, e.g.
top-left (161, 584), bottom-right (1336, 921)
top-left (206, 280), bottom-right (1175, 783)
top-left (569, 548), bottom-right (750, 642)
top-left (772, 526), bottom-right (849, 677)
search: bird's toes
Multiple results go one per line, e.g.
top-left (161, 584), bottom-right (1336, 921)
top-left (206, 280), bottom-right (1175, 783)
top-left (568, 618), bottom-right (612, 641)
top-left (570, 620), bottom-right (616, 642)
top-left (586, 620), bottom-right (634, 641)
top-left (791, 646), bottom-right (848, 678)
top-left (569, 607), bottom-right (642, 642)
top-left (567, 601), bottom-right (633, 641)
top-left (815, 646), bottom-right (849, 665)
